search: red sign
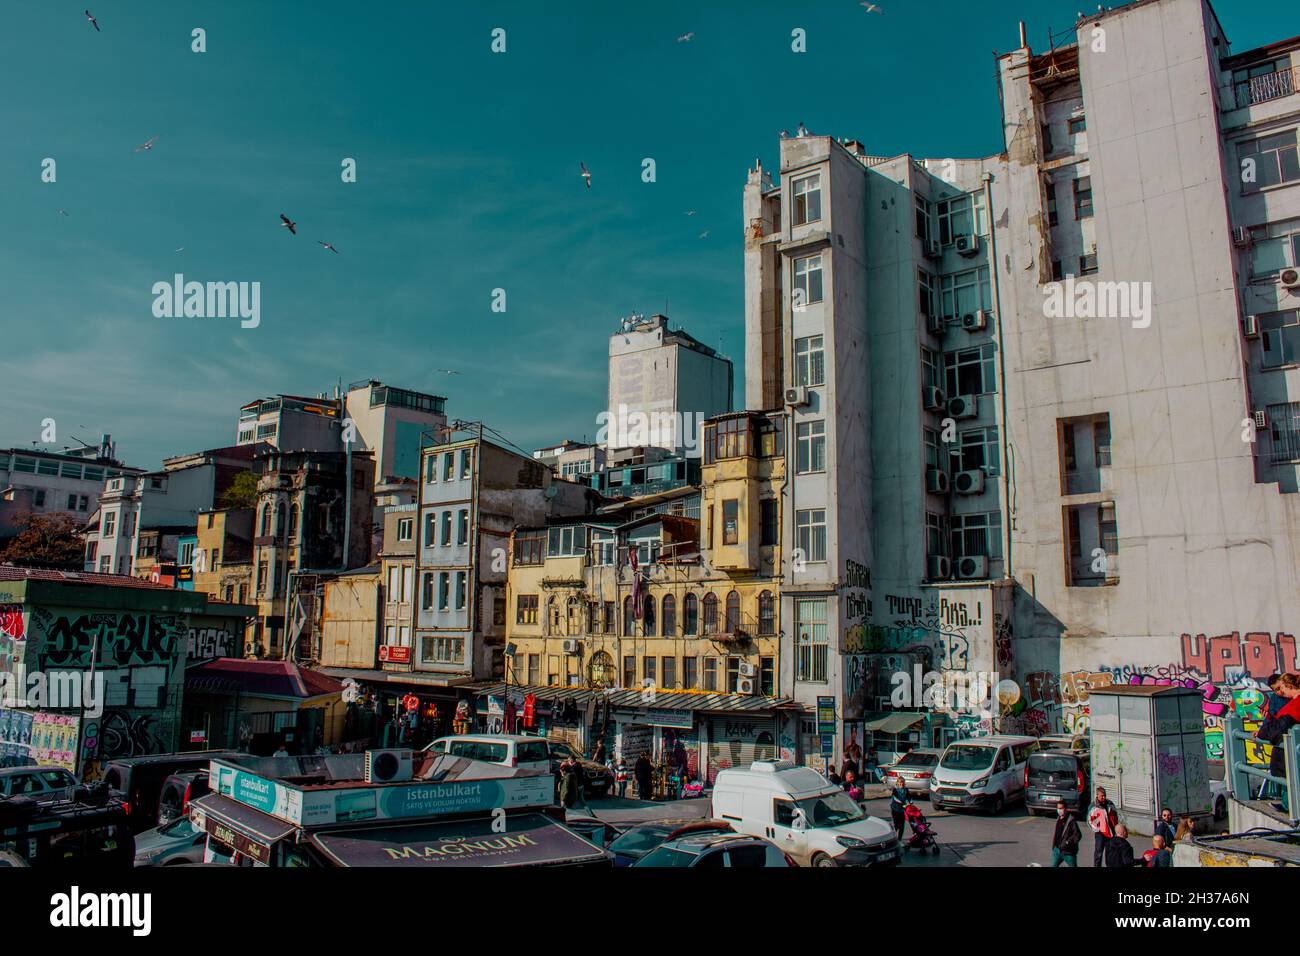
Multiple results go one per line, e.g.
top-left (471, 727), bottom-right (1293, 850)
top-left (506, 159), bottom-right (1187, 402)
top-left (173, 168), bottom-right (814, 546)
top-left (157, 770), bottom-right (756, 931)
top-left (379, 645), bottom-right (412, 664)
top-left (402, 693), bottom-right (420, 713)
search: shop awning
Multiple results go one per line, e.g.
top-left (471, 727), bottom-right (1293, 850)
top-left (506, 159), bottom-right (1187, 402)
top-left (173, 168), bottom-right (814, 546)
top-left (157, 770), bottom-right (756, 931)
top-left (461, 681), bottom-right (797, 714)
top-left (860, 712), bottom-right (927, 734)
top-left (188, 793), bottom-right (297, 865)
top-left (306, 813), bottom-right (607, 868)
top-left (318, 667), bottom-right (472, 689)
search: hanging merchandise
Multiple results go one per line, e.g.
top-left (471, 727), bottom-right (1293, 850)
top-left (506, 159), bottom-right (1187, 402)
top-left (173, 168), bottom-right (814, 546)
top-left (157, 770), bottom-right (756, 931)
top-left (523, 693), bottom-right (537, 728)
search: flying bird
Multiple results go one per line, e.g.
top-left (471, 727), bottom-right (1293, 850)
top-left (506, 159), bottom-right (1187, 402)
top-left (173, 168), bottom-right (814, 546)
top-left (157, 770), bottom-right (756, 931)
top-left (279, 214), bottom-right (297, 235)
top-left (317, 240), bottom-right (339, 254)
top-left (580, 163), bottom-right (592, 188)
top-left (685, 210), bottom-right (697, 217)
top-left (435, 369), bottom-right (461, 375)
top-left (174, 246), bottom-right (184, 253)
top-left (677, 32), bottom-right (694, 42)
top-left (133, 136), bottom-right (158, 152)
top-left (859, 2), bottom-right (883, 12)
top-left (85, 10), bottom-right (100, 32)
top-left (56, 209), bottom-right (69, 217)
top-left (698, 230), bottom-right (710, 240)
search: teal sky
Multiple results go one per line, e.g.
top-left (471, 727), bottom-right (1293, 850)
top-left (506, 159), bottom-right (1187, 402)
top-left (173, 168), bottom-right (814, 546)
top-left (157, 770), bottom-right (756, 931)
top-left (0, 0), bottom-right (1287, 468)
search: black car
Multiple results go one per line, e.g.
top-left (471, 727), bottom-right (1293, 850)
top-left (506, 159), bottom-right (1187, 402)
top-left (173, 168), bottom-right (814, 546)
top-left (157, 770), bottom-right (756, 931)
top-left (1024, 750), bottom-right (1090, 816)
top-left (102, 751), bottom-right (241, 833)
top-left (546, 741), bottom-right (614, 797)
top-left (607, 818), bottom-right (733, 867)
top-left (156, 770), bottom-right (210, 826)
top-left (633, 833), bottom-right (794, 868)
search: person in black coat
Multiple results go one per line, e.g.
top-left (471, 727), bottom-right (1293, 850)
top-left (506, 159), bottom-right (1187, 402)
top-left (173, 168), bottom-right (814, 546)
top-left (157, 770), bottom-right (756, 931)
top-left (634, 752), bottom-right (653, 801)
top-left (1050, 800), bottom-right (1082, 867)
top-left (1104, 824), bottom-right (1137, 868)
top-left (1152, 807), bottom-right (1177, 846)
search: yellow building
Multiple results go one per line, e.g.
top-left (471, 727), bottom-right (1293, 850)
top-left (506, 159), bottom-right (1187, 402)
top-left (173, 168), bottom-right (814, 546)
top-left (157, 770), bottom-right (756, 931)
top-left (500, 411), bottom-right (797, 783)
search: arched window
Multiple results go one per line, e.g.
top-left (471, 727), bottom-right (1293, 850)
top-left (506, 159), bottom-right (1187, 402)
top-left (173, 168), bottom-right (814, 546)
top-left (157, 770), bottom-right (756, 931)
top-left (588, 650), bottom-right (616, 689)
top-left (259, 504), bottom-right (271, 537)
top-left (623, 597), bottom-right (635, 635)
top-left (725, 591), bottom-right (740, 633)
top-left (702, 593), bottom-right (719, 634)
top-left (566, 597), bottom-right (582, 635)
top-left (661, 594), bottom-right (677, 636)
top-left (683, 593), bottom-right (698, 635)
top-left (643, 595), bottom-right (656, 637)
top-left (275, 502), bottom-right (287, 540)
top-left (288, 503), bottom-right (299, 541)
top-left (548, 596), bottom-right (560, 632)
top-left (758, 590), bottom-right (775, 635)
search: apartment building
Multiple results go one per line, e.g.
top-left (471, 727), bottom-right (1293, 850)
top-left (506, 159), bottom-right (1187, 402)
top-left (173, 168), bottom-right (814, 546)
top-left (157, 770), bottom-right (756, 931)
top-left (502, 410), bottom-right (795, 781)
top-left (194, 507), bottom-right (255, 611)
top-left (533, 440), bottom-right (606, 481)
top-left (378, 503), bottom-right (417, 668)
top-left (0, 442), bottom-right (141, 540)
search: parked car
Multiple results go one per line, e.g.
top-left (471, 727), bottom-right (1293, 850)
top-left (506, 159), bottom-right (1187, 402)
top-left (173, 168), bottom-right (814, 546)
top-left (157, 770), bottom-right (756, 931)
top-left (882, 748), bottom-right (941, 795)
top-left (133, 816), bottom-right (207, 866)
top-left (156, 771), bottom-right (210, 826)
top-left (561, 813), bottom-right (626, 850)
top-left (544, 740), bottom-right (615, 797)
top-left (0, 766), bottom-right (78, 804)
top-left (1024, 749), bottom-right (1090, 816)
top-left (102, 751), bottom-right (242, 833)
top-left (929, 735), bottom-right (1040, 814)
top-left (1037, 734), bottom-right (1089, 754)
top-left (712, 760), bottom-right (899, 867)
top-left (606, 818), bottom-right (733, 867)
top-left (424, 734), bottom-right (552, 773)
top-left (632, 832), bottom-right (795, 868)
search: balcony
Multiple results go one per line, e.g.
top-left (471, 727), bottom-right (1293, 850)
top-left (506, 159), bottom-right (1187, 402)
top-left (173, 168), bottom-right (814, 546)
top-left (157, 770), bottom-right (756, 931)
top-left (1230, 65), bottom-right (1297, 109)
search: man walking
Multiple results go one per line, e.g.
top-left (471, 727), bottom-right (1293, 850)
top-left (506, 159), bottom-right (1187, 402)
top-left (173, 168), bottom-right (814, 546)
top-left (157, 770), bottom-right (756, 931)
top-left (1087, 786), bottom-right (1118, 867)
top-left (1104, 823), bottom-right (1137, 868)
top-left (1050, 799), bottom-right (1082, 867)
top-left (634, 751), bottom-right (653, 801)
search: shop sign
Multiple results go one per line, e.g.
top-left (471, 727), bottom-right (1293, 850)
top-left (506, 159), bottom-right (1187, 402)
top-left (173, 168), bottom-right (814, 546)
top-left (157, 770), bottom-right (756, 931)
top-left (641, 708), bottom-right (693, 729)
top-left (379, 645), bottom-right (411, 664)
top-left (206, 819), bottom-right (271, 865)
top-left (816, 696), bottom-right (836, 735)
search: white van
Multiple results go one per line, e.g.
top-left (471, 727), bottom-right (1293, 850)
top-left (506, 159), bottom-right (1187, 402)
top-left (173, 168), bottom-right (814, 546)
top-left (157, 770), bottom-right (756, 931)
top-left (424, 734), bottom-right (552, 774)
top-left (929, 735), bottom-right (1040, 814)
top-left (710, 761), bottom-right (899, 867)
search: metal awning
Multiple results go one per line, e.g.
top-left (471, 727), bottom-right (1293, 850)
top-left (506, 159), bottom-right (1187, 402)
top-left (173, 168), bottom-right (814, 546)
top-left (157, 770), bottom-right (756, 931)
top-left (860, 712), bottom-right (927, 734)
top-left (307, 813), bottom-right (606, 868)
top-left (188, 793), bottom-right (297, 865)
top-left (461, 681), bottom-right (797, 714)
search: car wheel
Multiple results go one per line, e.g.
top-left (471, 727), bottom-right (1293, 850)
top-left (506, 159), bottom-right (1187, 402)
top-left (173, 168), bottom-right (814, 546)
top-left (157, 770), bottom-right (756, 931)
top-left (811, 852), bottom-right (837, 868)
top-left (989, 793), bottom-right (1005, 816)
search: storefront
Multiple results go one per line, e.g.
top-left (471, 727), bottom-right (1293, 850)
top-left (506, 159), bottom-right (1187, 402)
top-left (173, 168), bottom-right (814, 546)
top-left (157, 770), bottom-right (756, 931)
top-left (705, 714), bottom-right (780, 784)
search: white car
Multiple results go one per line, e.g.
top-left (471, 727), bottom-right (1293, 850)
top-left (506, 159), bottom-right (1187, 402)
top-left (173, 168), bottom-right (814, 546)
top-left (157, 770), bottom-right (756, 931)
top-left (929, 736), bottom-right (1040, 814)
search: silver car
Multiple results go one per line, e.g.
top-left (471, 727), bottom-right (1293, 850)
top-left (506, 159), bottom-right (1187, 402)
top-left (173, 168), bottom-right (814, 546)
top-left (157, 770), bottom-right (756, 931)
top-left (133, 817), bottom-right (208, 866)
top-left (882, 748), bottom-right (942, 795)
top-left (0, 765), bottom-right (77, 803)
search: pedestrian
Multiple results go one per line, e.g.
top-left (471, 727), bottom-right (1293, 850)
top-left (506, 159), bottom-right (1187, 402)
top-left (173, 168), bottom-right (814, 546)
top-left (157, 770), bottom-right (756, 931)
top-left (614, 756), bottom-right (629, 798)
top-left (839, 751), bottom-right (860, 781)
top-left (1255, 673), bottom-right (1300, 801)
top-left (844, 771), bottom-right (862, 803)
top-left (1152, 807), bottom-right (1176, 846)
top-left (1104, 823), bottom-right (1137, 868)
top-left (865, 747), bottom-right (880, 784)
top-left (559, 754), bottom-right (583, 808)
top-left (1087, 786), bottom-right (1119, 867)
top-left (1144, 834), bottom-right (1172, 867)
top-left (827, 769), bottom-right (843, 787)
top-left (1050, 799), bottom-right (1082, 867)
top-left (634, 751), bottom-right (653, 801)
top-left (273, 742), bottom-right (289, 757)
top-left (593, 739), bottom-right (607, 765)
top-left (889, 778), bottom-right (911, 839)
top-left (1174, 816), bottom-right (1196, 842)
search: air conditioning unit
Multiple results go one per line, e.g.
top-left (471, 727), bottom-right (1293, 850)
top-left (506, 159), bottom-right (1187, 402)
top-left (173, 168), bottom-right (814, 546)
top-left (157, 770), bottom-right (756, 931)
top-left (953, 469), bottom-right (986, 495)
top-left (927, 555), bottom-right (952, 580)
top-left (1281, 267), bottom-right (1300, 290)
top-left (948, 394), bottom-right (978, 419)
top-left (926, 468), bottom-right (950, 495)
top-left (1242, 314), bottom-right (1260, 338)
top-left (738, 661), bottom-right (756, 678)
top-left (562, 639), bottom-right (582, 655)
top-left (922, 239), bottom-right (941, 259)
top-left (785, 386), bottom-right (810, 407)
top-left (923, 386), bottom-right (946, 411)
top-left (962, 310), bottom-right (989, 332)
top-left (365, 749), bottom-right (414, 783)
top-left (737, 678), bottom-right (756, 695)
top-left (956, 555), bottom-right (988, 579)
top-left (1231, 226), bottom-right (1252, 248)
top-left (1254, 409), bottom-right (1269, 430)
top-left (925, 312), bottom-right (945, 336)
top-left (955, 234), bottom-right (979, 257)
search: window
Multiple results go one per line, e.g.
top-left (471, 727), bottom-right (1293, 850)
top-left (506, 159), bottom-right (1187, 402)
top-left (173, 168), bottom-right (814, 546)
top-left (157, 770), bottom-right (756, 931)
top-left (760, 499), bottom-right (778, 547)
top-left (438, 572), bottom-right (450, 610)
top-left (1268, 401), bottom-right (1300, 464)
top-left (760, 656), bottom-right (775, 696)
top-left (683, 593), bottom-right (698, 635)
top-left (546, 524), bottom-right (588, 558)
top-left (702, 593), bottom-right (718, 634)
top-left (794, 335), bottom-right (825, 386)
top-left (758, 591), bottom-right (775, 635)
top-left (397, 517), bottom-right (413, 542)
top-left (940, 267), bottom-right (992, 322)
top-left (275, 502), bottom-right (286, 540)
top-left (950, 512), bottom-right (1002, 560)
top-left (454, 571), bottom-right (467, 610)
top-left (1051, 259), bottom-right (1064, 281)
top-left (421, 636), bottom-right (464, 664)
top-left (1262, 310), bottom-right (1300, 368)
top-left (1073, 176), bottom-right (1093, 218)
top-left (643, 595), bottom-right (657, 636)
top-left (1065, 501), bottom-right (1118, 586)
top-left (683, 656), bottom-right (698, 689)
top-left (1079, 252), bottom-right (1099, 276)
top-left (513, 531), bottom-right (545, 565)
top-left (921, 347), bottom-right (940, 391)
top-left (459, 449), bottom-right (472, 479)
top-left (1041, 122), bottom-right (1055, 156)
top-left (99, 555), bottom-right (111, 573)
top-left (211, 548), bottom-right (220, 568)
top-left (914, 194), bottom-right (932, 242)
top-left (707, 416), bottom-right (750, 462)
top-left (603, 601), bottom-right (614, 633)
top-left (643, 656), bottom-right (657, 686)
top-left (726, 657), bottom-right (741, 693)
top-left (951, 427), bottom-right (1000, 476)
top-left (1068, 115), bottom-right (1086, 135)
top-left (1045, 181), bottom-right (1059, 228)
top-left (662, 657), bottom-right (677, 690)
top-left (434, 510), bottom-right (450, 546)
top-left (937, 192), bottom-right (987, 244)
top-left (944, 343), bottom-right (997, 396)
top-left (32, 490), bottom-right (46, 508)
top-left (661, 594), bottom-right (676, 635)
top-left (257, 561), bottom-right (268, 595)
top-left (103, 511), bottom-right (116, 537)
top-left (424, 454), bottom-right (437, 483)
top-left (442, 452), bottom-right (454, 481)
top-left (457, 509), bottom-right (469, 545)
top-left (795, 509), bottom-right (827, 563)
top-left (1233, 60), bottom-right (1296, 107)
top-left (703, 657), bottom-right (718, 692)
top-left (725, 591), bottom-right (740, 633)
top-left (721, 499), bottom-right (739, 546)
top-left (793, 254), bottom-right (824, 308)
top-left (918, 269), bottom-right (938, 319)
top-left (422, 573), bottom-right (434, 610)
top-left (621, 655), bottom-right (635, 688)
top-left (795, 598), bottom-right (828, 682)
top-left (623, 597), bottom-right (635, 635)
top-left (78, 495), bottom-right (88, 511)
top-left (1239, 130), bottom-right (1300, 192)
top-left (85, 540), bottom-right (98, 562)
top-left (795, 420), bottom-right (826, 474)
top-left (66, 493), bottom-right (77, 510)
top-left (423, 512), bottom-right (436, 547)
top-left (792, 173), bottom-right (822, 225)
top-left (1250, 218), bottom-right (1300, 277)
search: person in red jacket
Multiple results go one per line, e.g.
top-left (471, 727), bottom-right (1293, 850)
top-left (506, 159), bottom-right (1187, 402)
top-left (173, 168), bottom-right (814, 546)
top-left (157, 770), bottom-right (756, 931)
top-left (1255, 673), bottom-right (1300, 799)
top-left (1087, 786), bottom-right (1118, 867)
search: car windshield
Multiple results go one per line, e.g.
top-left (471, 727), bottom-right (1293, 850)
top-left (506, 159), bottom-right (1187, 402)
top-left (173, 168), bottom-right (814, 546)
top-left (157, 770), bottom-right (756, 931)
top-left (895, 752), bottom-right (938, 768)
top-left (1030, 755), bottom-right (1078, 775)
top-left (609, 826), bottom-right (671, 855)
top-left (160, 818), bottom-right (197, 837)
top-left (794, 791), bottom-right (866, 827)
top-left (636, 846), bottom-right (698, 868)
top-left (941, 746), bottom-right (996, 771)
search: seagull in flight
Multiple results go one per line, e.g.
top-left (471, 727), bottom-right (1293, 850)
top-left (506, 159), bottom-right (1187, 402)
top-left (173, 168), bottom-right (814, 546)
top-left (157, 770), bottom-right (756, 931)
top-left (685, 210), bottom-right (697, 217)
top-left (317, 240), bottom-right (339, 254)
top-left (85, 10), bottom-right (100, 32)
top-left (134, 136), bottom-right (158, 152)
top-left (279, 213), bottom-right (297, 235)
top-left (677, 32), bottom-right (694, 42)
top-left (174, 246), bottom-right (184, 253)
top-left (435, 369), bottom-right (461, 375)
top-left (699, 230), bottom-right (710, 240)
top-left (580, 163), bottom-right (592, 188)
top-left (860, 1), bottom-right (883, 12)
top-left (56, 209), bottom-right (69, 217)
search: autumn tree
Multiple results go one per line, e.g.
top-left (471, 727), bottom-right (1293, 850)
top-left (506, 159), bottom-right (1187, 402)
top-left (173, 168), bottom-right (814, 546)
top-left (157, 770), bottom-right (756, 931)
top-left (0, 511), bottom-right (86, 570)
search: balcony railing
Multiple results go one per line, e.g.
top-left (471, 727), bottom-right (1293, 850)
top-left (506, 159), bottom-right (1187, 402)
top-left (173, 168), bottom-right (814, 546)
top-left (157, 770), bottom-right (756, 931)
top-left (1226, 716), bottom-right (1300, 823)
top-left (1232, 65), bottom-right (1298, 108)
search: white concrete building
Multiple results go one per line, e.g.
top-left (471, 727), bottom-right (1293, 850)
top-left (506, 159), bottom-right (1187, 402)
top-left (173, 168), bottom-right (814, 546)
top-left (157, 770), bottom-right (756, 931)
top-left (0, 442), bottom-right (141, 540)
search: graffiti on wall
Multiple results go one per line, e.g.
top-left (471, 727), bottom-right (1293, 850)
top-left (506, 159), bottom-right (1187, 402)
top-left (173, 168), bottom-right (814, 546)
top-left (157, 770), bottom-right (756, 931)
top-left (0, 605), bottom-right (25, 673)
top-left (187, 625), bottom-right (238, 661)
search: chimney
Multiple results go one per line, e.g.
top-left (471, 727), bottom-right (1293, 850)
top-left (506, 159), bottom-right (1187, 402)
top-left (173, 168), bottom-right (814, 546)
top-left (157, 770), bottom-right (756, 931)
top-left (1019, 21), bottom-right (1027, 48)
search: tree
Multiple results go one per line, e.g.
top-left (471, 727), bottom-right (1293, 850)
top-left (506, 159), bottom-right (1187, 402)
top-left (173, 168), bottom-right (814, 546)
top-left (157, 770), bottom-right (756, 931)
top-left (219, 470), bottom-right (260, 510)
top-left (0, 511), bottom-right (85, 570)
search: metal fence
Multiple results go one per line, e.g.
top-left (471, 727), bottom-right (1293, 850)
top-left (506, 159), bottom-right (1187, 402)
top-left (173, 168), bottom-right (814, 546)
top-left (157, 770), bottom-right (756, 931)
top-left (1225, 716), bottom-right (1300, 823)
